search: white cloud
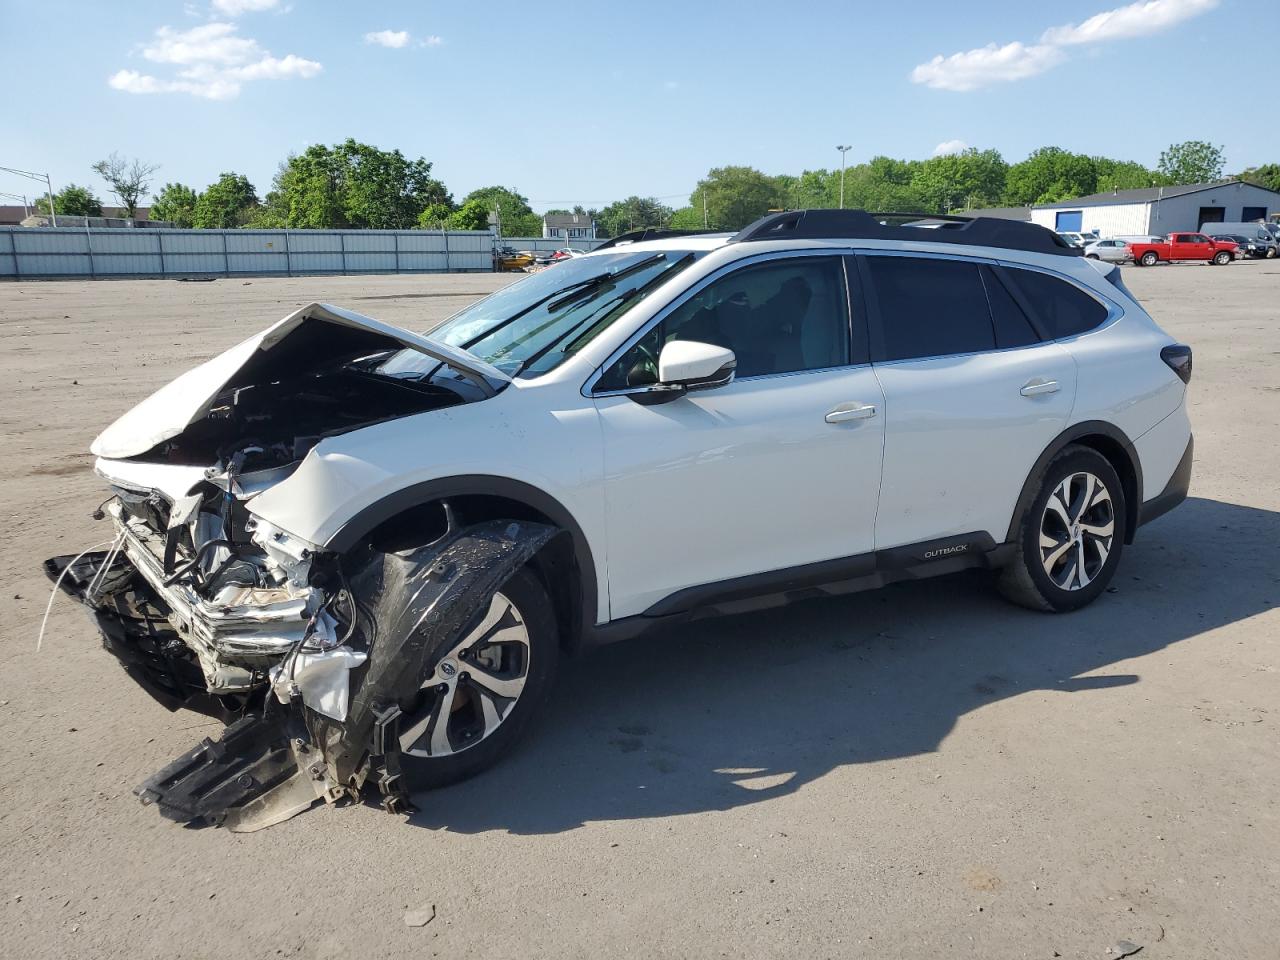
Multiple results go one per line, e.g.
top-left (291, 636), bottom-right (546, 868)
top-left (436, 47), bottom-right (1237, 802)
top-left (912, 0), bottom-right (1218, 92)
top-left (421, 35), bottom-right (444, 47)
top-left (143, 22), bottom-right (259, 65)
top-left (911, 41), bottom-right (1064, 92)
top-left (111, 22), bottom-right (320, 100)
top-left (932, 139), bottom-right (970, 157)
top-left (211, 0), bottom-right (280, 15)
top-left (365, 29), bottom-right (411, 49)
top-left (1042, 0), bottom-right (1219, 46)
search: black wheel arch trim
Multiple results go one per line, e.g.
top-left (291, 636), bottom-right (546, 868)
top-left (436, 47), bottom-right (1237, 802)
top-left (1006, 420), bottom-right (1144, 545)
top-left (324, 475), bottom-right (600, 636)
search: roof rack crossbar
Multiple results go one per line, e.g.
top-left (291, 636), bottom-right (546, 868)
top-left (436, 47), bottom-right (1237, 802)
top-left (593, 228), bottom-right (714, 251)
top-left (730, 209), bottom-right (1080, 257)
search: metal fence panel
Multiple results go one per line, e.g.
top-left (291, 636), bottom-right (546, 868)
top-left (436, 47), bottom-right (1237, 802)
top-left (0, 227), bottom-right (607, 279)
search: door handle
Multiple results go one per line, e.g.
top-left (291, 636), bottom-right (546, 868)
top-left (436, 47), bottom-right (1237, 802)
top-left (825, 402), bottom-right (878, 423)
top-left (1020, 378), bottom-right (1060, 397)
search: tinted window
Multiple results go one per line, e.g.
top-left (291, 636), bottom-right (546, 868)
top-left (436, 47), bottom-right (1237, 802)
top-left (866, 256), bottom-right (995, 361)
top-left (597, 257), bottom-right (850, 390)
top-left (1007, 268), bottom-right (1109, 339)
top-left (980, 266), bottom-right (1039, 348)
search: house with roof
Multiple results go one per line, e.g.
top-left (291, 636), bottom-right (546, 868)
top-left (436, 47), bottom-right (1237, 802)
top-left (1028, 179), bottom-right (1280, 237)
top-left (542, 212), bottom-right (597, 241)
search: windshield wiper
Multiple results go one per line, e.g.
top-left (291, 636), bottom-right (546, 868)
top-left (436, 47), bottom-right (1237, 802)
top-left (543, 254), bottom-right (666, 312)
top-left (514, 254), bottom-right (693, 376)
top-left (459, 272), bottom-right (610, 351)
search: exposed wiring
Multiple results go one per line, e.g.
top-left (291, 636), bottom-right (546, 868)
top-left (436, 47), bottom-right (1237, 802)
top-left (36, 538), bottom-right (118, 653)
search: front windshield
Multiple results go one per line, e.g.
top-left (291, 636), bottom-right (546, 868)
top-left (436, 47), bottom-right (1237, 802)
top-left (374, 250), bottom-right (701, 380)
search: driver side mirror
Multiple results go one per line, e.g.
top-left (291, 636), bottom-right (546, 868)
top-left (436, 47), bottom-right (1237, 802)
top-left (658, 340), bottom-right (736, 391)
top-left (626, 341), bottom-right (737, 406)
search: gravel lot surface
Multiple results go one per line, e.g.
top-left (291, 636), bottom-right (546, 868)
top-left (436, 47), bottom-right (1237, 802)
top-left (1, 262), bottom-right (1277, 959)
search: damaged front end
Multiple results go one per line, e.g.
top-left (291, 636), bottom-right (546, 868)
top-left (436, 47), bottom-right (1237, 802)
top-left (45, 302), bottom-right (556, 830)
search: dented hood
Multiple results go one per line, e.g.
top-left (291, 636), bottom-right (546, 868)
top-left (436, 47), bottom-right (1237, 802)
top-left (91, 302), bottom-right (508, 460)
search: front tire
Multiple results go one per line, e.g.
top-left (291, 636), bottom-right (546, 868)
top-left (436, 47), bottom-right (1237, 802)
top-left (1212, 251), bottom-right (1231, 265)
top-left (998, 446), bottom-right (1125, 612)
top-left (396, 566), bottom-right (559, 790)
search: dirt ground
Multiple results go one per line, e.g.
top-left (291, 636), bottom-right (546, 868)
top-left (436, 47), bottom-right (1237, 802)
top-left (0, 261), bottom-right (1277, 960)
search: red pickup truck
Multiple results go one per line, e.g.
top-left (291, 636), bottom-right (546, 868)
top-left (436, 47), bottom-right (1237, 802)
top-left (1129, 232), bottom-right (1238, 266)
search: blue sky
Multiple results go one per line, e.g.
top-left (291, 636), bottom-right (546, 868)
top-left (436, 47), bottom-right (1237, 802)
top-left (2, 0), bottom-right (1275, 213)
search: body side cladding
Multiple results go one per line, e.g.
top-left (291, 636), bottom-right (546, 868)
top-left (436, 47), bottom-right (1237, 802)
top-left (1137, 435), bottom-right (1193, 528)
top-left (324, 476), bottom-right (599, 649)
top-left (1005, 420), bottom-right (1144, 546)
top-left (582, 532), bottom-right (1008, 645)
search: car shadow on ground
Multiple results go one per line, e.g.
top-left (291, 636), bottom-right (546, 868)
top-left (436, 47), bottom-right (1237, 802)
top-left (403, 497), bottom-right (1277, 835)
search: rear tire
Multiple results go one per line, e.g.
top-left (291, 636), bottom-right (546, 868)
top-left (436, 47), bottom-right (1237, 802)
top-left (1140, 251), bottom-right (1159, 266)
top-left (998, 445), bottom-right (1126, 613)
top-left (397, 566), bottom-right (559, 791)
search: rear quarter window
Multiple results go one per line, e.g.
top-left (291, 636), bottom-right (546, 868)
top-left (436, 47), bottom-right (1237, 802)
top-left (1006, 268), bottom-right (1109, 339)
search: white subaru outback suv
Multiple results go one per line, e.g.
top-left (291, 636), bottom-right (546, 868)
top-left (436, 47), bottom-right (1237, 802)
top-left (48, 209), bottom-right (1193, 828)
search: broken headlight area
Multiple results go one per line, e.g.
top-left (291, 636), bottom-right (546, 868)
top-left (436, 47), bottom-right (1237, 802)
top-left (46, 503), bottom-right (558, 832)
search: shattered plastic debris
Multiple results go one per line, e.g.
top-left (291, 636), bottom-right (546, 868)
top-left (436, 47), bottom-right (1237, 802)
top-left (404, 904), bottom-right (436, 928)
top-left (1108, 941), bottom-right (1143, 958)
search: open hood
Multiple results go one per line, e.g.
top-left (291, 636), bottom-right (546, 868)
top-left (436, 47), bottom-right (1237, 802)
top-left (91, 302), bottom-right (508, 460)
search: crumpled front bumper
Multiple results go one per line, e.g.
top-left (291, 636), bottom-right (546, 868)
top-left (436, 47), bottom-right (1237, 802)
top-left (45, 515), bottom-right (560, 831)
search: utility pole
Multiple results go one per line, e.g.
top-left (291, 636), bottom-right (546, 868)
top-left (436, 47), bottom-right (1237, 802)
top-left (702, 188), bottom-right (708, 229)
top-left (0, 191), bottom-right (31, 218)
top-left (836, 145), bottom-right (852, 209)
top-left (1, 165), bottom-right (57, 225)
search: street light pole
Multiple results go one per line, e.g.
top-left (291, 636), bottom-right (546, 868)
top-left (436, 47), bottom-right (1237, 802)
top-left (1, 165), bottom-right (57, 226)
top-left (835, 145), bottom-right (852, 210)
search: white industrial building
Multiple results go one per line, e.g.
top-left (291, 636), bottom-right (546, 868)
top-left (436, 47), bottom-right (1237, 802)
top-left (1029, 179), bottom-right (1280, 236)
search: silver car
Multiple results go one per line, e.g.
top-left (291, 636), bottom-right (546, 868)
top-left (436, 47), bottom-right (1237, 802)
top-left (1083, 238), bottom-right (1133, 263)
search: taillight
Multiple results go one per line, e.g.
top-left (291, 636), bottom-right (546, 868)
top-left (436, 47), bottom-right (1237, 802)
top-left (1161, 344), bottom-right (1192, 384)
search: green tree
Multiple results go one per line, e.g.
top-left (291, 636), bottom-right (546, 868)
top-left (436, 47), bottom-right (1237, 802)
top-left (1003, 147), bottom-right (1097, 205)
top-left (149, 182), bottom-right (199, 227)
top-left (691, 166), bottom-right (788, 231)
top-left (911, 148), bottom-right (1007, 212)
top-left (267, 140), bottom-right (449, 229)
top-left (193, 173), bottom-right (258, 228)
top-left (34, 183), bottom-right (103, 217)
top-left (446, 198), bottom-right (493, 231)
top-left (1235, 163), bottom-right (1280, 192)
top-left (1158, 140), bottom-right (1226, 185)
top-left (415, 202), bottom-right (455, 230)
top-left (460, 186), bottom-right (539, 236)
top-left (1092, 158), bottom-right (1164, 192)
top-left (91, 152), bottom-right (159, 219)
top-left (669, 206), bottom-right (705, 230)
top-left (785, 169), bottom-right (839, 209)
top-left (596, 196), bottom-right (674, 237)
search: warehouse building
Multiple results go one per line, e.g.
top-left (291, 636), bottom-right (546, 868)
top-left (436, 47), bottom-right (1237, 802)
top-left (1029, 179), bottom-right (1280, 236)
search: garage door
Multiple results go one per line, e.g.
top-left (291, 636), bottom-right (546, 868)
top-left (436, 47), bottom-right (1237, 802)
top-left (1242, 206), bottom-right (1267, 221)
top-left (1055, 211), bottom-right (1083, 231)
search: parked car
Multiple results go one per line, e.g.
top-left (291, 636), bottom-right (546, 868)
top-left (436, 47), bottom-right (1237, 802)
top-left (494, 246), bottom-right (536, 272)
top-left (1056, 231), bottom-right (1098, 248)
top-left (1129, 232), bottom-right (1238, 266)
top-left (48, 209), bottom-right (1193, 828)
top-left (1200, 221), bottom-right (1278, 259)
top-left (1209, 233), bottom-right (1270, 259)
top-left (1082, 238), bottom-right (1132, 263)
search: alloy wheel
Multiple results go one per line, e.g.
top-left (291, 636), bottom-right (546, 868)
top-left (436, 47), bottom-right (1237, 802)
top-left (399, 592), bottom-right (531, 758)
top-left (1039, 471), bottom-right (1115, 591)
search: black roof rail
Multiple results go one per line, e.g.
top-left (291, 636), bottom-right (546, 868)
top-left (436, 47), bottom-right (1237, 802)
top-left (593, 228), bottom-right (716, 251)
top-left (730, 208), bottom-right (1080, 257)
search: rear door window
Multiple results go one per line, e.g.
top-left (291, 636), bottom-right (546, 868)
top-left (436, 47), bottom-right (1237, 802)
top-left (1005, 268), bottom-right (1109, 339)
top-left (979, 266), bottom-right (1039, 348)
top-left (863, 256), bottom-right (995, 361)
